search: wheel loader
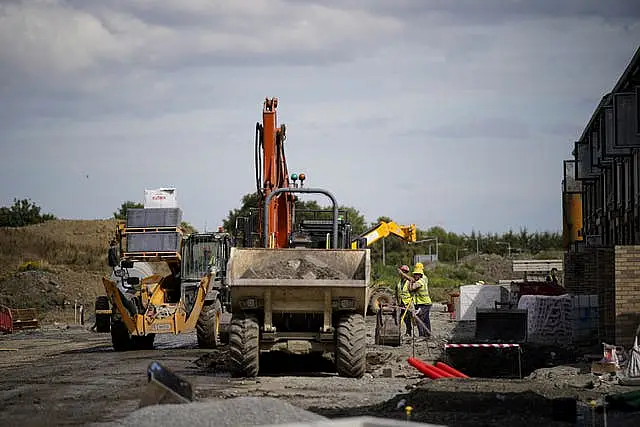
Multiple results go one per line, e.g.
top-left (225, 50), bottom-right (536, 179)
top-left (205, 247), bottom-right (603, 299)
top-left (97, 214), bottom-right (232, 351)
top-left (227, 98), bottom-right (370, 378)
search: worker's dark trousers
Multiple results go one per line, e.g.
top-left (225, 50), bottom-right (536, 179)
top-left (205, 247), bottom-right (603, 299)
top-left (415, 304), bottom-right (432, 337)
top-left (400, 303), bottom-right (412, 336)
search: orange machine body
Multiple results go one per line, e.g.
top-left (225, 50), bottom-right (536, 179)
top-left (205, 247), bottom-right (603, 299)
top-left (562, 192), bottom-right (583, 250)
top-left (259, 98), bottom-right (295, 248)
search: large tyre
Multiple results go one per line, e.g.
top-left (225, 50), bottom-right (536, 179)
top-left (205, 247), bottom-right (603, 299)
top-left (111, 318), bottom-right (155, 351)
top-left (375, 308), bottom-right (401, 347)
top-left (132, 334), bottom-right (155, 350)
top-left (229, 315), bottom-right (260, 377)
top-left (110, 318), bottom-right (134, 351)
top-left (197, 299), bottom-right (222, 349)
top-left (335, 314), bottom-right (367, 378)
top-left (95, 296), bottom-right (111, 333)
top-left (368, 288), bottom-right (395, 315)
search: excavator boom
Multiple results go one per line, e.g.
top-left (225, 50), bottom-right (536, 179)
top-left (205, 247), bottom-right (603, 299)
top-left (351, 221), bottom-right (417, 249)
top-left (258, 98), bottom-right (294, 248)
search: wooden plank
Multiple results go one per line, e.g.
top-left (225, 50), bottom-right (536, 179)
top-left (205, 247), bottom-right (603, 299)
top-left (512, 259), bottom-right (563, 272)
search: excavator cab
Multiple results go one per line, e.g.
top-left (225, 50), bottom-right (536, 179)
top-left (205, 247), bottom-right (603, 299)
top-left (289, 209), bottom-right (353, 249)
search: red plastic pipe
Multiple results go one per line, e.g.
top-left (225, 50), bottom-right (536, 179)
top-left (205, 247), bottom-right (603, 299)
top-left (435, 361), bottom-right (470, 378)
top-left (408, 357), bottom-right (443, 379)
top-left (407, 358), bottom-right (456, 379)
top-left (427, 364), bottom-right (456, 378)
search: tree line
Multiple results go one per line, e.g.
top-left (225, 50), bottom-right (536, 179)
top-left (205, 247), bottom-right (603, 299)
top-left (1, 196), bottom-right (563, 263)
top-left (222, 192), bottom-right (563, 264)
top-left (0, 199), bottom-right (56, 227)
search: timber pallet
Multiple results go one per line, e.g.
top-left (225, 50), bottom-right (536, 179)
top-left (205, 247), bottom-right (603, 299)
top-left (11, 308), bottom-right (39, 331)
top-left (122, 226), bottom-right (183, 234)
top-left (122, 251), bottom-right (182, 262)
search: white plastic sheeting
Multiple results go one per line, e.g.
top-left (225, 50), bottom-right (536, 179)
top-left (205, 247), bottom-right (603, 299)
top-left (626, 327), bottom-right (640, 378)
top-left (455, 284), bottom-right (508, 321)
top-left (144, 188), bottom-right (178, 208)
top-left (518, 294), bottom-right (572, 345)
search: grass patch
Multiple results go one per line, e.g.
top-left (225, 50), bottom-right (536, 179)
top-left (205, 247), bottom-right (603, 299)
top-left (17, 260), bottom-right (54, 273)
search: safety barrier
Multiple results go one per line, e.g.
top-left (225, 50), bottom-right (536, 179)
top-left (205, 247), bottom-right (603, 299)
top-left (443, 343), bottom-right (522, 378)
top-left (0, 305), bottom-right (13, 334)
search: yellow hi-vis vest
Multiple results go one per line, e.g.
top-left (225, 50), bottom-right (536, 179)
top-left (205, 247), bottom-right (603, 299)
top-left (396, 279), bottom-right (412, 305)
top-left (412, 276), bottom-right (432, 305)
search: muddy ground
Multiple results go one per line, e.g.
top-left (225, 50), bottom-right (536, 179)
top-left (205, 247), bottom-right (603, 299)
top-left (1, 307), bottom-right (639, 427)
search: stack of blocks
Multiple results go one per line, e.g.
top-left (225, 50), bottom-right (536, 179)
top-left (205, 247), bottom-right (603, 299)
top-left (570, 294), bottom-right (599, 344)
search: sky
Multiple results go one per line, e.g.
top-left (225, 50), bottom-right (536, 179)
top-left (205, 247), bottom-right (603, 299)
top-left (1, 1), bottom-right (639, 235)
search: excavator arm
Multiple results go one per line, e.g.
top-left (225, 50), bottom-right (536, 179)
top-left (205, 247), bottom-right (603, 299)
top-left (257, 97), bottom-right (295, 248)
top-left (351, 221), bottom-right (417, 249)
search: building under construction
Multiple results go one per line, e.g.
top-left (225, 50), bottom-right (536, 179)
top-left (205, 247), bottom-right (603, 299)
top-left (563, 45), bottom-right (640, 349)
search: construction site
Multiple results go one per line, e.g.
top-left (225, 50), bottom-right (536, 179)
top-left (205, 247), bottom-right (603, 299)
top-left (2, 35), bottom-right (640, 427)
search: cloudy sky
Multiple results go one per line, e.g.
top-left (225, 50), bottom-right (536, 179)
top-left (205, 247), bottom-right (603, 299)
top-left (1, 1), bottom-right (639, 234)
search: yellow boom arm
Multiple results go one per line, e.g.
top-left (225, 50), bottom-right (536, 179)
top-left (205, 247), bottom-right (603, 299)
top-left (351, 221), bottom-right (417, 249)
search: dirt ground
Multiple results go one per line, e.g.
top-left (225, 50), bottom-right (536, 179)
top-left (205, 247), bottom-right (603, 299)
top-left (2, 307), bottom-right (639, 427)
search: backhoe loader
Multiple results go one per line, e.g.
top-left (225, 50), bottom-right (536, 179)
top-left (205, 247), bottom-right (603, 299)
top-left (97, 216), bottom-right (232, 351)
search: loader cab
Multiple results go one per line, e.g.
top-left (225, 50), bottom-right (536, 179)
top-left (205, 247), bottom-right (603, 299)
top-left (181, 232), bottom-right (232, 282)
top-left (180, 232), bottom-right (233, 313)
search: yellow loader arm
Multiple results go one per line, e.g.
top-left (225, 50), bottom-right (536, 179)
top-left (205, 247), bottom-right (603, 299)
top-left (351, 221), bottom-right (417, 249)
top-left (102, 274), bottom-right (211, 335)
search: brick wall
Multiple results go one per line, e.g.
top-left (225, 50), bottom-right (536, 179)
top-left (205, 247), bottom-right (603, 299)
top-left (564, 246), bottom-right (640, 348)
top-left (563, 248), bottom-right (615, 342)
top-left (614, 246), bottom-right (640, 349)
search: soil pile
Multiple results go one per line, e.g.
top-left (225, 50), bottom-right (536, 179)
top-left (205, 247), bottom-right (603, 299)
top-left (461, 253), bottom-right (516, 283)
top-left (0, 270), bottom-right (67, 310)
top-left (241, 257), bottom-right (348, 280)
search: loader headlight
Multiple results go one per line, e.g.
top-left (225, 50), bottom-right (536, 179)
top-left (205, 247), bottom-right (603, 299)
top-left (333, 298), bottom-right (355, 310)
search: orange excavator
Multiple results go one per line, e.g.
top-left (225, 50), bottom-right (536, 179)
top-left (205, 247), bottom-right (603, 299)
top-left (254, 97), bottom-right (295, 248)
top-left (226, 98), bottom-right (371, 378)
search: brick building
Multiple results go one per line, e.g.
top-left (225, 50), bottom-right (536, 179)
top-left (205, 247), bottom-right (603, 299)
top-left (563, 45), bottom-right (640, 349)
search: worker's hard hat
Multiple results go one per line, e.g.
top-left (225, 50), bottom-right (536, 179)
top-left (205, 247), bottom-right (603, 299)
top-left (400, 265), bottom-right (410, 272)
top-left (415, 262), bottom-right (424, 270)
top-left (412, 265), bottom-right (424, 275)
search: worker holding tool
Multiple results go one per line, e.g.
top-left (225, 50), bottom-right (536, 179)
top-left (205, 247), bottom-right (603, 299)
top-left (396, 265), bottom-right (414, 336)
top-left (398, 263), bottom-right (432, 337)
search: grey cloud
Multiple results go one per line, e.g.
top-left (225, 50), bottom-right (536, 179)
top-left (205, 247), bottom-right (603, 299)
top-left (426, 118), bottom-right (531, 140)
top-left (287, 0), bottom-right (640, 23)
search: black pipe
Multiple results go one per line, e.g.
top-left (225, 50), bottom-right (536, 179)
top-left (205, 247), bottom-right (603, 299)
top-left (263, 188), bottom-right (339, 248)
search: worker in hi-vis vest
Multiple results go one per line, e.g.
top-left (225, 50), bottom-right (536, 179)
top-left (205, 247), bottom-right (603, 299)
top-left (409, 263), bottom-right (432, 337)
top-left (396, 265), bottom-right (414, 336)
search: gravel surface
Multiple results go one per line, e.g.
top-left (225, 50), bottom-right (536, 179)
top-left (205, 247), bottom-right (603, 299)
top-left (2, 307), bottom-right (640, 427)
top-left (95, 397), bottom-right (328, 427)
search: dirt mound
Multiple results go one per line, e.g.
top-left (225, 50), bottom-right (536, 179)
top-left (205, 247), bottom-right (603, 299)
top-left (241, 257), bottom-right (348, 280)
top-left (0, 219), bottom-right (117, 320)
top-left (0, 270), bottom-right (67, 310)
top-left (461, 253), bottom-right (516, 283)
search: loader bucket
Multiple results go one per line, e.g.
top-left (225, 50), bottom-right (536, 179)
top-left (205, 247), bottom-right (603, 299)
top-left (227, 247), bottom-right (370, 314)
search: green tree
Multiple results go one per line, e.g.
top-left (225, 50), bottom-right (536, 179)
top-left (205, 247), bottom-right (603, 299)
top-left (0, 198), bottom-right (56, 227)
top-left (222, 192), bottom-right (368, 238)
top-left (113, 201), bottom-right (143, 220)
top-left (222, 192), bottom-right (262, 232)
top-left (181, 221), bottom-right (198, 234)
